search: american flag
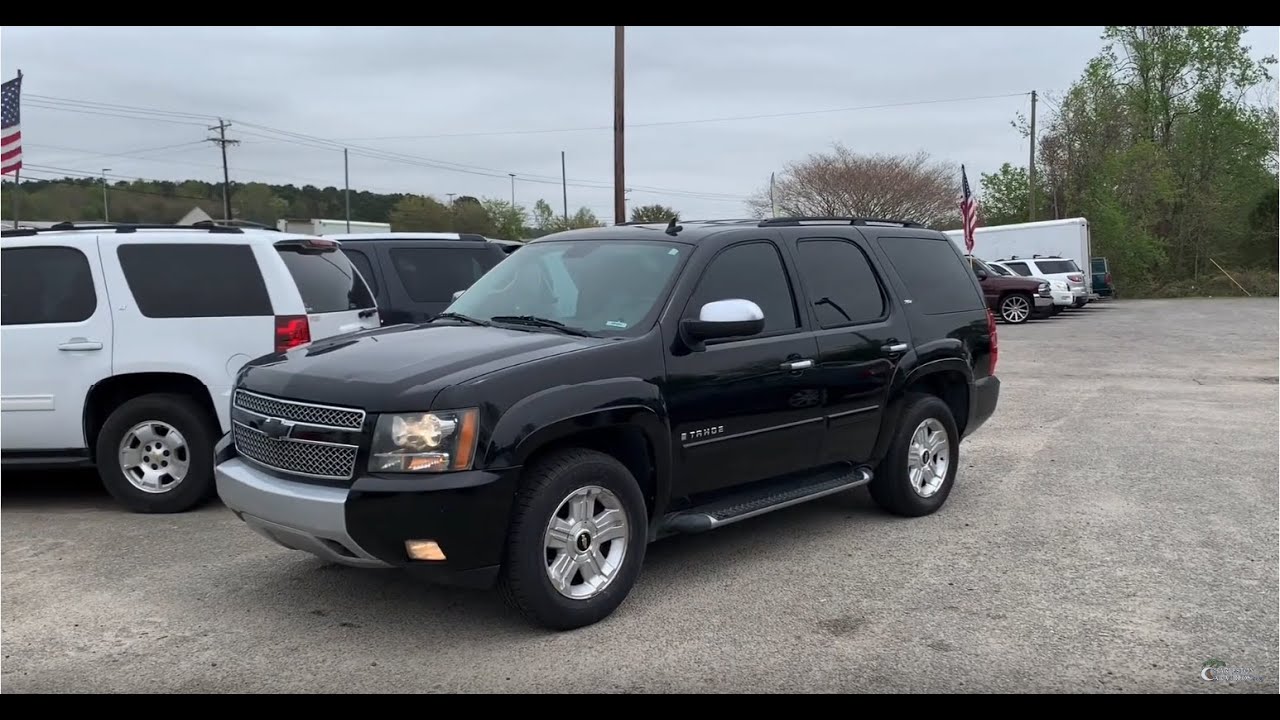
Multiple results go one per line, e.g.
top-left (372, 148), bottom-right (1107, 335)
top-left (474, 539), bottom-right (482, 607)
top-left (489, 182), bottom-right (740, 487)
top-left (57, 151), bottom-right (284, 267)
top-left (2, 74), bottom-right (22, 176)
top-left (960, 164), bottom-right (978, 253)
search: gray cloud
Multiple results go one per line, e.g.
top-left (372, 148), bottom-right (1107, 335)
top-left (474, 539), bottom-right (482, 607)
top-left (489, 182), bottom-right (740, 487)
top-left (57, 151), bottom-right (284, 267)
top-left (3, 25), bottom-right (1277, 223)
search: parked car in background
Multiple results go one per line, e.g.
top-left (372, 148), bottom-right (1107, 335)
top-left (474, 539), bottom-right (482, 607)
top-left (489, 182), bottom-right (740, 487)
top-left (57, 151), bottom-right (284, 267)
top-left (987, 259), bottom-right (1073, 313)
top-left (328, 232), bottom-right (511, 325)
top-left (993, 255), bottom-right (1089, 308)
top-left (943, 217), bottom-right (1095, 298)
top-left (1091, 257), bottom-right (1115, 298)
top-left (0, 222), bottom-right (379, 513)
top-left (216, 215), bottom-right (1001, 630)
top-left (966, 256), bottom-right (1053, 324)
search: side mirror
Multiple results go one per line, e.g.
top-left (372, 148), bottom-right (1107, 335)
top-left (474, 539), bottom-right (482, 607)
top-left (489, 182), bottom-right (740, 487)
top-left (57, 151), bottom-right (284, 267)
top-left (680, 299), bottom-right (765, 351)
top-left (451, 289), bottom-right (466, 302)
top-left (974, 269), bottom-right (988, 279)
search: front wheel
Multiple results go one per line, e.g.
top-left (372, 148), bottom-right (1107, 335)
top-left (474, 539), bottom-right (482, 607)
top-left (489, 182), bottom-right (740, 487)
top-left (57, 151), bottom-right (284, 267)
top-left (870, 392), bottom-right (961, 517)
top-left (499, 448), bottom-right (648, 630)
top-left (999, 293), bottom-right (1032, 324)
top-left (95, 393), bottom-right (218, 513)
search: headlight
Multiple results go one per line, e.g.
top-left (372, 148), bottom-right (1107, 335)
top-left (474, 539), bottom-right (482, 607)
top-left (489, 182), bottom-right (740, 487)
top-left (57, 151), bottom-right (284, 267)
top-left (369, 408), bottom-right (479, 473)
top-left (1038, 282), bottom-right (1050, 293)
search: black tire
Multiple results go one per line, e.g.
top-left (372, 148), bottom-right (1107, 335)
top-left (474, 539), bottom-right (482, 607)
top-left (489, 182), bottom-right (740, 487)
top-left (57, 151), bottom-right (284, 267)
top-left (999, 293), bottom-right (1032, 324)
top-left (869, 392), bottom-right (961, 518)
top-left (94, 393), bottom-right (218, 514)
top-left (498, 448), bottom-right (648, 631)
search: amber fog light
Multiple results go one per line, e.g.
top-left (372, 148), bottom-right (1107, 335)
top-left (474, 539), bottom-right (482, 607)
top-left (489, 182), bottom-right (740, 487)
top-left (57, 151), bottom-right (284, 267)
top-left (405, 540), bottom-right (446, 561)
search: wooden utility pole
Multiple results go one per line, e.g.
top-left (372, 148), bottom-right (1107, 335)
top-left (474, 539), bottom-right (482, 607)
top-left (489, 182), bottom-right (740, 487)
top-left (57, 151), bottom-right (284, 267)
top-left (1028, 90), bottom-right (1037, 222)
top-left (207, 118), bottom-right (239, 222)
top-left (613, 26), bottom-right (626, 225)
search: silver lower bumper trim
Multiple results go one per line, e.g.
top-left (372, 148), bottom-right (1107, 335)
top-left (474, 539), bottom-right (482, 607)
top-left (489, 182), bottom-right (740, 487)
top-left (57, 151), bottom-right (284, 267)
top-left (216, 457), bottom-right (392, 569)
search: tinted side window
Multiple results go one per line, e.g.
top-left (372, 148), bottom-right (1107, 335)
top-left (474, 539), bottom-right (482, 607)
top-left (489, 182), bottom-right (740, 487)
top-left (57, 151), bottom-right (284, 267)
top-left (1, 247), bottom-right (98, 325)
top-left (390, 247), bottom-right (500, 303)
top-left (344, 248), bottom-right (379, 295)
top-left (1004, 262), bottom-right (1033, 276)
top-left (117, 243), bottom-right (272, 319)
top-left (688, 241), bottom-right (798, 333)
top-left (276, 247), bottom-right (375, 313)
top-left (877, 236), bottom-right (983, 315)
top-left (794, 238), bottom-right (886, 327)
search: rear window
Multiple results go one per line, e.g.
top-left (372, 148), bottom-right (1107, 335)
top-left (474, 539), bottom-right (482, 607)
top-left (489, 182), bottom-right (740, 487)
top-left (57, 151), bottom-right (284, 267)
top-left (1034, 259), bottom-right (1080, 274)
top-left (276, 247), bottom-right (375, 313)
top-left (877, 236), bottom-right (983, 315)
top-left (390, 247), bottom-right (501, 303)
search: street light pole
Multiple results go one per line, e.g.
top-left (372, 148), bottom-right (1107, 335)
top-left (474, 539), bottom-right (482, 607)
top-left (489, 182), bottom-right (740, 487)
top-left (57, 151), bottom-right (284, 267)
top-left (509, 173), bottom-right (516, 206)
top-left (102, 168), bottom-right (111, 222)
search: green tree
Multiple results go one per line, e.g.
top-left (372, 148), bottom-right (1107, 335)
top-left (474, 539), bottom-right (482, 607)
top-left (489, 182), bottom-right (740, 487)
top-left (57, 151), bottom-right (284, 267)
top-left (481, 198), bottom-right (528, 239)
top-left (451, 198), bottom-right (497, 235)
top-left (1031, 25), bottom-right (1277, 294)
top-left (629, 204), bottom-right (679, 223)
top-left (389, 195), bottom-right (451, 231)
top-left (978, 164), bottom-right (1054, 226)
top-left (233, 182), bottom-right (287, 225)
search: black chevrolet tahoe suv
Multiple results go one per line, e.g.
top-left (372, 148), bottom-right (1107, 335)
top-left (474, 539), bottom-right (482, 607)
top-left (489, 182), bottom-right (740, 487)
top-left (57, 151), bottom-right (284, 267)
top-left (215, 216), bottom-right (1000, 630)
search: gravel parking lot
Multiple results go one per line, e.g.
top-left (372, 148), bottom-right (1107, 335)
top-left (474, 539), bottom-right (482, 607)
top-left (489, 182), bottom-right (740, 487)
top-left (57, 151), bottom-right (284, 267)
top-left (3, 297), bottom-right (1276, 693)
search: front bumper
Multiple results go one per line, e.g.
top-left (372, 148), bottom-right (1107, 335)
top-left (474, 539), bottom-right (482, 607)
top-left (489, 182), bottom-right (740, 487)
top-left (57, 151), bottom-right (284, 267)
top-left (215, 438), bottom-right (519, 588)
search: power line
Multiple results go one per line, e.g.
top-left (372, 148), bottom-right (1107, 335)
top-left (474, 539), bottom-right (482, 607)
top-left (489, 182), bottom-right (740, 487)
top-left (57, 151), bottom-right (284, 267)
top-left (334, 92), bottom-right (1034, 141)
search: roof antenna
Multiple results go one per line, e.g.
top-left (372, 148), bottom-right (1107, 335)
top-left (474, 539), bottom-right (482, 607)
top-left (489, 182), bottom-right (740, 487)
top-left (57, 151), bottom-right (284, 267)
top-left (665, 216), bottom-right (683, 236)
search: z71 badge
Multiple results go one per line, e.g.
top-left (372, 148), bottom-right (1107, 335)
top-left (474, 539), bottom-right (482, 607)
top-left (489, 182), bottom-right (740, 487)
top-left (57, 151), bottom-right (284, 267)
top-left (681, 425), bottom-right (725, 443)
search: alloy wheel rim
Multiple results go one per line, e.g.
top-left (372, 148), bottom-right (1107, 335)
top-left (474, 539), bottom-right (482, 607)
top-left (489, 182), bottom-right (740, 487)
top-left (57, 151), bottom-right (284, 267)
top-left (543, 485), bottom-right (630, 600)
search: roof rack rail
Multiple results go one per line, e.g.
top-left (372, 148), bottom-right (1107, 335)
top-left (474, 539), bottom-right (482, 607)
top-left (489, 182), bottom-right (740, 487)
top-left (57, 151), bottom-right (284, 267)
top-left (757, 216), bottom-right (925, 228)
top-left (1, 220), bottom-right (243, 237)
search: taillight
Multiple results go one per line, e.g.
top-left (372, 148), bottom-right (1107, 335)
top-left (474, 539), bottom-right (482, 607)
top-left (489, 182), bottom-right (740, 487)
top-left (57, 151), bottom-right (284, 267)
top-left (274, 315), bottom-right (311, 353)
top-left (1105, 272), bottom-right (1112, 285)
top-left (987, 309), bottom-right (998, 376)
top-left (1068, 274), bottom-right (1084, 282)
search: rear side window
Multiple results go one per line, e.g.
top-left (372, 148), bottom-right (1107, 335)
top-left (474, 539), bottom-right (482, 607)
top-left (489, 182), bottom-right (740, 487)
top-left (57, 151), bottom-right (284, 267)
top-left (118, 243), bottom-right (272, 319)
top-left (794, 238), bottom-right (886, 327)
top-left (987, 262), bottom-right (1012, 276)
top-left (877, 236), bottom-right (983, 315)
top-left (1034, 259), bottom-right (1080, 274)
top-left (688, 241), bottom-right (799, 333)
top-left (344, 248), bottom-right (379, 295)
top-left (1004, 262), bottom-right (1033, 276)
top-left (390, 247), bottom-right (500, 303)
top-left (276, 247), bottom-right (375, 313)
top-left (1, 246), bottom-right (98, 325)
top-left (1091, 258), bottom-right (1107, 273)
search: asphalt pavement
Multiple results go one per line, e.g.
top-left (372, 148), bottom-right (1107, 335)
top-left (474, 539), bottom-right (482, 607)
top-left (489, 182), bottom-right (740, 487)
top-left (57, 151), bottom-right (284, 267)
top-left (2, 298), bottom-right (1277, 693)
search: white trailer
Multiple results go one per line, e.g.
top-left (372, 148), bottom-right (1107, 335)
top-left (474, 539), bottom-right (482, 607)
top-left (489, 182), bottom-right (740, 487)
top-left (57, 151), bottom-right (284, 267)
top-left (275, 218), bottom-right (391, 236)
top-left (943, 217), bottom-right (1094, 296)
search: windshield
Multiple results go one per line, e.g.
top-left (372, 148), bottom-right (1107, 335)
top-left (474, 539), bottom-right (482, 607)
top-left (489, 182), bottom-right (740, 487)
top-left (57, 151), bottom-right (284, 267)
top-left (446, 239), bottom-right (687, 335)
top-left (986, 261), bottom-right (1011, 276)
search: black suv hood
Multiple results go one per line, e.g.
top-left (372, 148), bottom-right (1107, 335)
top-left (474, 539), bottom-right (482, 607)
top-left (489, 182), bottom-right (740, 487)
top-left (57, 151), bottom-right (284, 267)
top-left (237, 323), bottom-right (604, 411)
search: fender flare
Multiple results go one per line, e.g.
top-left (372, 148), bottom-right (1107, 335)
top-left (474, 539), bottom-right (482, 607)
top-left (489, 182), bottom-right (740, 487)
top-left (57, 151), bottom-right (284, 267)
top-left (871, 357), bottom-right (974, 462)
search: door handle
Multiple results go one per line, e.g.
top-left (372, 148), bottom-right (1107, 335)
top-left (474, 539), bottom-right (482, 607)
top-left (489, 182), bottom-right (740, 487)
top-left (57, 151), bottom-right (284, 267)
top-left (58, 339), bottom-right (103, 351)
top-left (882, 343), bottom-right (909, 354)
top-left (780, 359), bottom-right (814, 371)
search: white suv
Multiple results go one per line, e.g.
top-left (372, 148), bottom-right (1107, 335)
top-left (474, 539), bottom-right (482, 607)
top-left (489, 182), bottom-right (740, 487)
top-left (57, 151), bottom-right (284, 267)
top-left (990, 256), bottom-right (1089, 307)
top-left (985, 259), bottom-right (1073, 313)
top-left (0, 222), bottom-right (380, 513)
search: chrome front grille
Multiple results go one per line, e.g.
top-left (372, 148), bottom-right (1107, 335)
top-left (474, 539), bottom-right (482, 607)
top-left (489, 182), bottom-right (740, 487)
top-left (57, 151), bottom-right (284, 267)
top-left (234, 390), bottom-right (365, 429)
top-left (232, 391), bottom-right (363, 480)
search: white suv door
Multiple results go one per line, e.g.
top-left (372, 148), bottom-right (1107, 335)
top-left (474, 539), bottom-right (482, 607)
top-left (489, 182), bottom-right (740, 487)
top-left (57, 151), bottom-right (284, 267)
top-left (1, 238), bottom-right (113, 451)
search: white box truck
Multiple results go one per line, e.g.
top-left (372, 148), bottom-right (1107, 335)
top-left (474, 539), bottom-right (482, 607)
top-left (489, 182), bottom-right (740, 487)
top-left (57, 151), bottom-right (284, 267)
top-left (944, 217), bottom-right (1095, 297)
top-left (276, 218), bottom-right (391, 236)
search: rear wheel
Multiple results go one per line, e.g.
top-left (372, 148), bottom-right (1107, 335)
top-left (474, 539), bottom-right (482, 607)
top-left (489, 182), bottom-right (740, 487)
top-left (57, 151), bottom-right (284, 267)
top-left (870, 392), bottom-right (960, 517)
top-left (499, 448), bottom-right (648, 630)
top-left (95, 393), bottom-right (218, 514)
top-left (999, 293), bottom-right (1032, 324)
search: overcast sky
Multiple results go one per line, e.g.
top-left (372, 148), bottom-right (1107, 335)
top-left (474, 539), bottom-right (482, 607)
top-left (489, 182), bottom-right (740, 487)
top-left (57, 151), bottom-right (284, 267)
top-left (2, 26), bottom-right (1277, 224)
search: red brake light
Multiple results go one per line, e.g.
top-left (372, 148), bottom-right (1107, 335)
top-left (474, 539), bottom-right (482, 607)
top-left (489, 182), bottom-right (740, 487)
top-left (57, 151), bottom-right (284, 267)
top-left (1105, 272), bottom-right (1112, 284)
top-left (274, 315), bottom-right (311, 353)
top-left (987, 309), bottom-right (998, 376)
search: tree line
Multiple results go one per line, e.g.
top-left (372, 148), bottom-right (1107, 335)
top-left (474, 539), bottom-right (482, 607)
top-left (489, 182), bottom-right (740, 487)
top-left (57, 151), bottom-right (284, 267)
top-left (2, 175), bottom-right (686, 240)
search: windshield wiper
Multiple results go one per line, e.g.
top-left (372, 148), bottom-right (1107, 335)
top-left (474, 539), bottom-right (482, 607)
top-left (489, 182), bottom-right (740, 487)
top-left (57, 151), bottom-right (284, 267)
top-left (429, 312), bottom-right (491, 327)
top-left (491, 315), bottom-right (594, 337)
